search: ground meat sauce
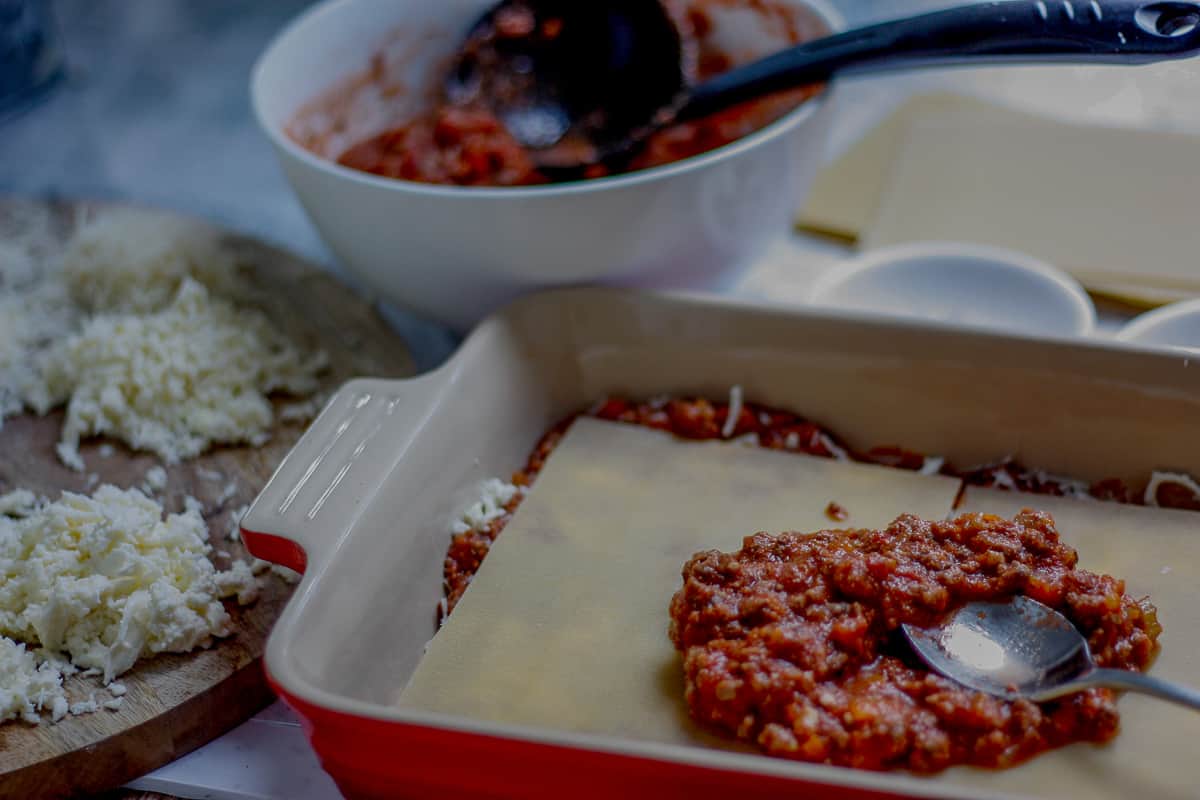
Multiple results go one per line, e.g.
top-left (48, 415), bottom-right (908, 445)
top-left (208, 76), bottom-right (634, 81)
top-left (336, 0), bottom-right (824, 186)
top-left (442, 395), bottom-right (1197, 616)
top-left (668, 512), bottom-right (1162, 771)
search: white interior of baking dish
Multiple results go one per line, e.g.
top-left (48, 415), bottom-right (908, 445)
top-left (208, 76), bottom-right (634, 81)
top-left (245, 288), bottom-right (1200, 794)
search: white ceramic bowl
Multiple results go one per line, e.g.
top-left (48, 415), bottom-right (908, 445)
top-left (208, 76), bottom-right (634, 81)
top-left (1115, 298), bottom-right (1200, 352)
top-left (807, 242), bottom-right (1096, 338)
top-left (252, 0), bottom-right (841, 331)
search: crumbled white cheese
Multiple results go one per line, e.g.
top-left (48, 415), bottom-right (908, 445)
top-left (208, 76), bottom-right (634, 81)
top-left (451, 479), bottom-right (523, 535)
top-left (183, 495), bottom-right (204, 516)
top-left (214, 560), bottom-right (259, 605)
top-left (1144, 470), bottom-right (1200, 507)
top-left (784, 431), bottom-right (801, 450)
top-left (721, 385), bottom-right (744, 439)
top-left (102, 697), bottom-right (124, 712)
top-left (1029, 470), bottom-right (1092, 499)
top-left (107, 681), bottom-right (126, 697)
top-left (0, 637), bottom-right (67, 724)
top-left (141, 466), bottom-right (168, 494)
top-left (60, 209), bottom-right (243, 315)
top-left (97, 444), bottom-right (115, 458)
top-left (247, 557), bottom-right (302, 585)
top-left (28, 278), bottom-right (328, 469)
top-left (278, 393), bottom-right (327, 423)
top-left (215, 481), bottom-right (238, 507)
top-left (990, 468), bottom-right (1017, 490)
top-left (227, 503), bottom-right (249, 541)
top-left (196, 466), bottom-right (224, 483)
top-left (919, 456), bottom-right (945, 476)
top-left (50, 694), bottom-right (68, 722)
top-left (0, 489), bottom-right (39, 517)
top-left (69, 693), bottom-right (98, 716)
top-left (272, 565), bottom-right (301, 584)
top-left (0, 485), bottom-right (260, 685)
top-left (818, 433), bottom-right (849, 461)
top-left (0, 281), bottom-right (78, 429)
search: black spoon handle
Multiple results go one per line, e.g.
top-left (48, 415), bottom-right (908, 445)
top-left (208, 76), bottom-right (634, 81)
top-left (678, 0), bottom-right (1200, 121)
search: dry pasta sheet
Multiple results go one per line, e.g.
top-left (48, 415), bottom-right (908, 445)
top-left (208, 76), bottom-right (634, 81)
top-left (401, 419), bottom-right (961, 747)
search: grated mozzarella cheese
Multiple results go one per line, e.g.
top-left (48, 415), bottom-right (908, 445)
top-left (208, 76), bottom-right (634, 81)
top-left (1144, 470), bottom-right (1200, 507)
top-left (452, 478), bottom-right (523, 535)
top-left (227, 503), bottom-right (249, 541)
top-left (27, 278), bottom-right (328, 469)
top-left (0, 489), bottom-right (39, 517)
top-left (69, 693), bottom-right (99, 716)
top-left (919, 456), bottom-right (946, 476)
top-left (60, 209), bottom-right (243, 315)
top-left (0, 281), bottom-right (78, 429)
top-left (0, 637), bottom-right (67, 724)
top-left (818, 433), bottom-right (849, 461)
top-left (2, 211), bottom-right (327, 468)
top-left (0, 485), bottom-right (260, 685)
top-left (721, 385), bottom-right (744, 439)
top-left (141, 465), bottom-right (168, 495)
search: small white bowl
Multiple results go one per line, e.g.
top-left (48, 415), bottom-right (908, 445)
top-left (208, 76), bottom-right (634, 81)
top-left (251, 0), bottom-right (842, 332)
top-left (1115, 298), bottom-right (1200, 352)
top-left (807, 242), bottom-right (1096, 338)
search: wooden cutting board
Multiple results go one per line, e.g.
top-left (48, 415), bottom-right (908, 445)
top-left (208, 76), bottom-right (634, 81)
top-left (0, 197), bottom-right (416, 799)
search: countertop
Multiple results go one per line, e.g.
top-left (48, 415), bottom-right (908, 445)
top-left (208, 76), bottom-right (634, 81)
top-left (4, 1), bottom-right (1199, 798)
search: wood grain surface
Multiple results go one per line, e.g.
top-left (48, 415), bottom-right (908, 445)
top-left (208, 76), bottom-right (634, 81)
top-left (0, 197), bottom-right (413, 799)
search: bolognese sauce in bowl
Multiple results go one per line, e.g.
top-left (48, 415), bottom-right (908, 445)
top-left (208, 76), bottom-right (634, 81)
top-left (251, 0), bottom-right (841, 329)
top-left (328, 1), bottom-right (826, 187)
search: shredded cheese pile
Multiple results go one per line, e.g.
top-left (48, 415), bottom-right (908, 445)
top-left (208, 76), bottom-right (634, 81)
top-left (0, 209), bottom-right (327, 468)
top-left (0, 486), bottom-right (258, 683)
top-left (0, 487), bottom-right (262, 723)
top-left (60, 209), bottom-right (244, 314)
top-left (27, 278), bottom-right (327, 470)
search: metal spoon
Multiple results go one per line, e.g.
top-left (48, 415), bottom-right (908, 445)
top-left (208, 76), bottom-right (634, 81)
top-left (446, 0), bottom-right (1200, 178)
top-left (903, 595), bottom-right (1200, 709)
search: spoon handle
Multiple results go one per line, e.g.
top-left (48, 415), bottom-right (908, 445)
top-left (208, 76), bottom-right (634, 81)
top-left (679, 0), bottom-right (1200, 121)
top-left (1056, 668), bottom-right (1200, 711)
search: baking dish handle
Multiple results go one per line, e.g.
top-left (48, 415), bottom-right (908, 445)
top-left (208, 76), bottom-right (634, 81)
top-left (240, 375), bottom-right (443, 575)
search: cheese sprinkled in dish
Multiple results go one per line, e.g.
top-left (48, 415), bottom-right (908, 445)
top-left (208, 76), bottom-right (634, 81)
top-left (451, 478), bottom-right (523, 536)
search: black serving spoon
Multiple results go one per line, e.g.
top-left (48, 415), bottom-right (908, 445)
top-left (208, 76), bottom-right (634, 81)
top-left (446, 0), bottom-right (1200, 179)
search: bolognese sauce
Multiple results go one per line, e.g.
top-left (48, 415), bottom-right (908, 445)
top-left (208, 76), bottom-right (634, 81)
top-left (668, 511), bottom-right (1161, 771)
top-left (335, 0), bottom-right (825, 186)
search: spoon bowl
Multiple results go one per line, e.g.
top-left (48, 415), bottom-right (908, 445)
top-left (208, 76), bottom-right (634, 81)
top-left (904, 595), bottom-right (1200, 709)
top-left (445, 0), bottom-right (689, 175)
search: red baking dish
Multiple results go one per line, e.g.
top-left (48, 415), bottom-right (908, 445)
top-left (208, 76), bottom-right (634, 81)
top-left (241, 288), bottom-right (1200, 800)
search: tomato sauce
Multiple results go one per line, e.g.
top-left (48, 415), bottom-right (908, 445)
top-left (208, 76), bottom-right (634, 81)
top-left (335, 1), bottom-right (825, 186)
top-left (669, 511), bottom-right (1161, 771)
